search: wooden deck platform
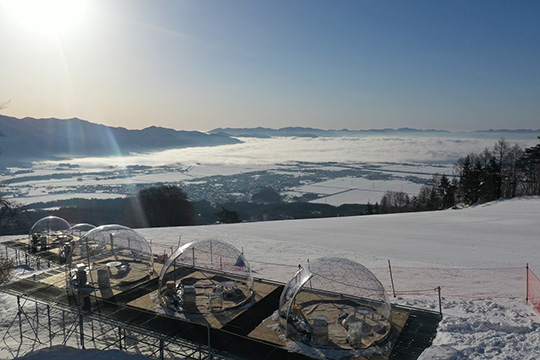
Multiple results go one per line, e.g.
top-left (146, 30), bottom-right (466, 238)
top-left (1, 237), bottom-right (441, 360)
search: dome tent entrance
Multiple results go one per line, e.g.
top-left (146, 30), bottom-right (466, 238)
top-left (67, 225), bottom-right (154, 291)
top-left (158, 239), bottom-right (253, 314)
top-left (279, 257), bottom-right (391, 349)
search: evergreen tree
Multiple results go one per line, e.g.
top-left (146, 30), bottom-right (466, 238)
top-left (479, 157), bottom-right (501, 202)
top-left (438, 174), bottom-right (456, 209)
top-left (519, 136), bottom-right (540, 195)
top-left (507, 144), bottom-right (524, 197)
top-left (215, 206), bottom-right (242, 223)
top-left (458, 154), bottom-right (481, 205)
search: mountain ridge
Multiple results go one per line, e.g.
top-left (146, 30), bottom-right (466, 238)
top-left (0, 115), bottom-right (240, 165)
top-left (209, 126), bottom-right (540, 138)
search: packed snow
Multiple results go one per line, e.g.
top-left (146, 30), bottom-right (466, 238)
top-left (1, 197), bottom-right (540, 359)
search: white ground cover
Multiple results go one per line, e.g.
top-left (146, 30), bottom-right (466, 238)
top-left (15, 192), bottom-right (123, 205)
top-left (3, 133), bottom-right (537, 207)
top-left (295, 176), bottom-right (425, 205)
top-left (1, 197), bottom-right (540, 359)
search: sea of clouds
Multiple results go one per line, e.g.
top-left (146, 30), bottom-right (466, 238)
top-left (41, 133), bottom-right (539, 169)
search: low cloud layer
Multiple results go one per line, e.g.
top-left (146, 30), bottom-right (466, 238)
top-left (43, 134), bottom-right (539, 169)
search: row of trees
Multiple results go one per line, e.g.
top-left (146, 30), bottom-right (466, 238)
top-left (378, 174), bottom-right (457, 213)
top-left (0, 184), bottom-right (373, 234)
top-left (456, 137), bottom-right (540, 204)
top-left (0, 185), bottom-right (196, 234)
top-left (379, 137), bottom-right (540, 213)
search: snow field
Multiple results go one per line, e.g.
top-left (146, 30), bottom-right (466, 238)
top-left (1, 197), bottom-right (540, 359)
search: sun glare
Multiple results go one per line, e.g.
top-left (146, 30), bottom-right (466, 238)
top-left (4, 0), bottom-right (88, 38)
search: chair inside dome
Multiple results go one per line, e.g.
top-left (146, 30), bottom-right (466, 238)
top-left (278, 257), bottom-right (392, 349)
top-left (67, 225), bottom-right (154, 291)
top-left (158, 239), bottom-right (253, 314)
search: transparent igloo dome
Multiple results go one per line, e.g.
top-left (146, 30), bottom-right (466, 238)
top-left (67, 225), bottom-right (154, 290)
top-left (279, 257), bottom-right (391, 349)
top-left (29, 216), bottom-right (71, 252)
top-left (158, 239), bottom-right (253, 314)
top-left (66, 223), bottom-right (96, 237)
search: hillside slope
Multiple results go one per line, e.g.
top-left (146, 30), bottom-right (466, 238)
top-left (138, 196), bottom-right (540, 270)
top-left (0, 115), bottom-right (240, 164)
top-left (138, 197), bottom-right (540, 359)
top-left (2, 197), bottom-right (540, 359)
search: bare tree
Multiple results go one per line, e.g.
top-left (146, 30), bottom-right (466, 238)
top-left (0, 99), bottom-right (21, 230)
top-left (519, 136), bottom-right (540, 195)
top-left (137, 185), bottom-right (195, 227)
top-left (379, 191), bottom-right (410, 213)
top-left (507, 144), bottom-right (524, 197)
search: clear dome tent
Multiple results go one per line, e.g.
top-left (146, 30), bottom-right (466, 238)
top-left (158, 239), bottom-right (253, 314)
top-left (279, 257), bottom-right (391, 349)
top-left (67, 225), bottom-right (154, 290)
top-left (29, 216), bottom-right (71, 236)
top-left (60, 224), bottom-right (96, 263)
top-left (29, 216), bottom-right (71, 252)
top-left (67, 223), bottom-right (96, 237)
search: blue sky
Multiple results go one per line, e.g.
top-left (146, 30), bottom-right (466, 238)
top-left (0, 0), bottom-right (539, 131)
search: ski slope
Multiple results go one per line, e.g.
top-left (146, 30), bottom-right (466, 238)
top-left (2, 197), bottom-right (540, 359)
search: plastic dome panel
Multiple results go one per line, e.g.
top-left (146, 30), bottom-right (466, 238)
top-left (67, 224), bottom-right (154, 290)
top-left (28, 216), bottom-right (72, 252)
top-left (279, 257), bottom-right (391, 349)
top-left (29, 216), bottom-right (71, 238)
top-left (158, 239), bottom-right (253, 314)
top-left (66, 223), bottom-right (96, 237)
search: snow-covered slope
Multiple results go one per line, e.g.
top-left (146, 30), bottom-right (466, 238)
top-left (139, 196), bottom-right (540, 269)
top-left (2, 197), bottom-right (540, 359)
top-left (139, 197), bottom-right (540, 359)
top-left (139, 196), bottom-right (540, 359)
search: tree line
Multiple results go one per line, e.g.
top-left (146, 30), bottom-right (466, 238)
top-left (0, 185), bottom-right (195, 234)
top-left (0, 184), bottom-right (371, 235)
top-left (379, 137), bottom-right (540, 213)
top-left (2, 132), bottom-right (539, 232)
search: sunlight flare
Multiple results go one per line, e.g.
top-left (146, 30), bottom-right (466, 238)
top-left (4, 0), bottom-right (88, 38)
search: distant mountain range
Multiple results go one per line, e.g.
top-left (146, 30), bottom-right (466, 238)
top-left (209, 126), bottom-right (540, 138)
top-left (1, 116), bottom-right (538, 166)
top-left (0, 115), bottom-right (240, 165)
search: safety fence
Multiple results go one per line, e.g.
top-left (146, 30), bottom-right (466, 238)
top-left (2, 239), bottom-right (536, 314)
top-left (372, 264), bottom-right (526, 300)
top-left (0, 244), bottom-right (52, 270)
top-left (148, 240), bottom-right (531, 302)
top-left (150, 239), bottom-right (181, 262)
top-left (150, 239), bottom-right (246, 264)
top-left (527, 264), bottom-right (540, 313)
top-left (0, 238), bottom-right (537, 359)
top-left (2, 240), bottom-right (532, 303)
top-left (0, 291), bottom-right (229, 360)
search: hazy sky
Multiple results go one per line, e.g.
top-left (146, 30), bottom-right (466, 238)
top-left (1, 0), bottom-right (539, 131)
